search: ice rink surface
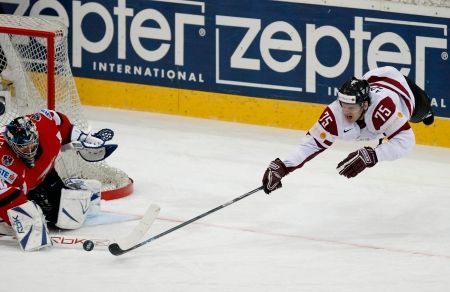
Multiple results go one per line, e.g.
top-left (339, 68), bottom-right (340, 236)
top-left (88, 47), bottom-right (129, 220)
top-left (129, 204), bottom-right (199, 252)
top-left (1, 106), bottom-right (449, 292)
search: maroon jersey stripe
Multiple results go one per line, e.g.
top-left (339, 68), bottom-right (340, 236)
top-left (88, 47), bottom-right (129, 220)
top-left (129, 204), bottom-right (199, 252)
top-left (367, 76), bottom-right (414, 116)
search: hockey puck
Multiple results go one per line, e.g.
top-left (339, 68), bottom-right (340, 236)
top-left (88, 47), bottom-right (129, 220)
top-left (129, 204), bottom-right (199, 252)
top-left (83, 240), bottom-right (94, 251)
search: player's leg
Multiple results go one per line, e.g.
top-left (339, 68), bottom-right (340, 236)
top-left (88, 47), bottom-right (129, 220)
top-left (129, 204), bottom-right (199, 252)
top-left (55, 178), bottom-right (101, 229)
top-left (27, 169), bottom-right (102, 229)
top-left (64, 178), bottom-right (101, 214)
top-left (405, 76), bottom-right (434, 125)
top-left (27, 168), bottom-right (65, 224)
top-left (54, 188), bottom-right (91, 229)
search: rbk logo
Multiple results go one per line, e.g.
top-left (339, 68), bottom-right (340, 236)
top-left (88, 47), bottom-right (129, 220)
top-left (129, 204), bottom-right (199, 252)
top-left (12, 215), bottom-right (24, 233)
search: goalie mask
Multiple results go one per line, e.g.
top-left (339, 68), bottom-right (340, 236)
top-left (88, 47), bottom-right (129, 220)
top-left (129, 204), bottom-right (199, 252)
top-left (4, 116), bottom-right (39, 166)
top-left (338, 77), bottom-right (370, 105)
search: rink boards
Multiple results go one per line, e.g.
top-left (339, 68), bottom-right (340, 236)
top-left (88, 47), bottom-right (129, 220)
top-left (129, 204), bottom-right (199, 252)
top-left (75, 77), bottom-right (449, 147)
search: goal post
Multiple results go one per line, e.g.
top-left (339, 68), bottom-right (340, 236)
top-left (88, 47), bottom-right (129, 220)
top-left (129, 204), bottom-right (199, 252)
top-left (0, 14), bottom-right (133, 200)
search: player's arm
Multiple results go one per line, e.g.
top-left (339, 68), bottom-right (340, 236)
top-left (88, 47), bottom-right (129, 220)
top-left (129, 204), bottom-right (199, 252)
top-left (45, 110), bottom-right (118, 162)
top-left (337, 96), bottom-right (413, 178)
top-left (285, 106), bottom-right (338, 171)
top-left (363, 66), bottom-right (415, 118)
top-left (262, 106), bottom-right (339, 194)
top-left (375, 124), bottom-right (414, 161)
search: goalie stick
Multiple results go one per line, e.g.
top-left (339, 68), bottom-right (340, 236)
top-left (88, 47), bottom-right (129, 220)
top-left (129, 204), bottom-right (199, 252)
top-left (108, 186), bottom-right (264, 256)
top-left (0, 233), bottom-right (114, 250)
top-left (0, 204), bottom-right (160, 251)
top-left (109, 203), bottom-right (161, 250)
top-left (84, 203), bottom-right (160, 251)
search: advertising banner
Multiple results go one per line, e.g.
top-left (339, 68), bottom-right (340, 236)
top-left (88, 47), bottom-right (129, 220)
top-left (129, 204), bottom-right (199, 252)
top-left (0, 0), bottom-right (448, 118)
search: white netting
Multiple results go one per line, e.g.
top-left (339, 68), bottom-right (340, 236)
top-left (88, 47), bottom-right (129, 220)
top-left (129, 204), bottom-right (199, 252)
top-left (0, 14), bottom-right (132, 197)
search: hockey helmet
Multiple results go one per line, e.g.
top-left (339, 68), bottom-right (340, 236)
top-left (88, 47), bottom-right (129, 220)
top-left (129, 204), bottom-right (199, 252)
top-left (338, 77), bottom-right (370, 105)
top-left (4, 116), bottom-right (39, 166)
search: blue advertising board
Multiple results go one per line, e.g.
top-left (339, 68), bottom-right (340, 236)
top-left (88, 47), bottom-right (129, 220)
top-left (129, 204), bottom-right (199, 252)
top-left (0, 0), bottom-right (448, 117)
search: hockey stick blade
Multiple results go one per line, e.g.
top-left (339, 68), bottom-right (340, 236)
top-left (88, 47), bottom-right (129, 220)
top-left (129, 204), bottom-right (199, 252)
top-left (108, 186), bottom-right (264, 256)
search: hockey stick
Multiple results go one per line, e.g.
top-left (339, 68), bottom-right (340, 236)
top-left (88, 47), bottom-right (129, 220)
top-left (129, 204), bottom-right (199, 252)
top-left (108, 186), bottom-right (264, 256)
top-left (0, 203), bottom-right (160, 251)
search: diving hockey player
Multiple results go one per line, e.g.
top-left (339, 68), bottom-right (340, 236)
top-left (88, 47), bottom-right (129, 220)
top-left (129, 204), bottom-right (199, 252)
top-left (262, 66), bottom-right (434, 194)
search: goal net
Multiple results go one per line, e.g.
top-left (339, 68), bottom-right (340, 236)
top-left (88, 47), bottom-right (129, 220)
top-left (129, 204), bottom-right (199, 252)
top-left (0, 14), bottom-right (133, 200)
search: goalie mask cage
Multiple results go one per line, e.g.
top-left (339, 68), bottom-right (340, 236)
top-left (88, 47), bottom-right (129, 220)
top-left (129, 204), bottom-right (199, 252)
top-left (0, 14), bottom-right (133, 200)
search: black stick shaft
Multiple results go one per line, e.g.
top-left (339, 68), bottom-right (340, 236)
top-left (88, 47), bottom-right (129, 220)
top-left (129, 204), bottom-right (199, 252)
top-left (109, 186), bottom-right (264, 255)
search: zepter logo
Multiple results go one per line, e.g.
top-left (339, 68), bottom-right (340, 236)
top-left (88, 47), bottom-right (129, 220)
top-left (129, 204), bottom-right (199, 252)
top-left (216, 15), bottom-right (447, 93)
top-left (1, 0), bottom-right (205, 69)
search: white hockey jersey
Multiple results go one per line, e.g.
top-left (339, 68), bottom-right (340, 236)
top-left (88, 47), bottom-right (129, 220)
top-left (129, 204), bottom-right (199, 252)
top-left (284, 66), bottom-right (416, 172)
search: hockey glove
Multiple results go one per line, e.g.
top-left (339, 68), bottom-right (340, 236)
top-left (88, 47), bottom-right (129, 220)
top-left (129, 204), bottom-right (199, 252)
top-left (262, 158), bottom-right (288, 194)
top-left (75, 128), bottom-right (107, 147)
top-left (62, 127), bottom-right (118, 162)
top-left (337, 147), bottom-right (378, 178)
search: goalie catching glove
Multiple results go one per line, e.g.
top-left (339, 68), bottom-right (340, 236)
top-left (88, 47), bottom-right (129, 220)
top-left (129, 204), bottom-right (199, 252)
top-left (62, 127), bottom-right (117, 162)
top-left (337, 147), bottom-right (378, 178)
top-left (262, 158), bottom-right (288, 194)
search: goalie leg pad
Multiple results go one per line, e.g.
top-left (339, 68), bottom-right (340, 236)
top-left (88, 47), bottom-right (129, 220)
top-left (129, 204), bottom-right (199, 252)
top-left (65, 178), bottom-right (101, 215)
top-left (7, 201), bottom-right (51, 251)
top-left (55, 188), bottom-right (92, 230)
